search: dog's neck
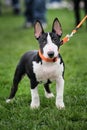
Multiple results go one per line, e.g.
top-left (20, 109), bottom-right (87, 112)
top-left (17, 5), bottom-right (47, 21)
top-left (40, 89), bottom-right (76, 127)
top-left (38, 50), bottom-right (58, 62)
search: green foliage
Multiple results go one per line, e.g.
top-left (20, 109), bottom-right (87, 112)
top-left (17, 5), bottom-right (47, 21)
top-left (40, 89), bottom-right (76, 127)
top-left (0, 9), bottom-right (87, 130)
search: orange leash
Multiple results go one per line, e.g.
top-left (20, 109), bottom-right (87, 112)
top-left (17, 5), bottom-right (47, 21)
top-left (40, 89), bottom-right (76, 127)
top-left (61, 15), bottom-right (87, 45)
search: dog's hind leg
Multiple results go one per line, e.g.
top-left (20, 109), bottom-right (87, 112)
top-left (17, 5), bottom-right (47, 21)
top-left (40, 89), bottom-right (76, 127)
top-left (6, 63), bottom-right (25, 103)
top-left (44, 82), bottom-right (54, 98)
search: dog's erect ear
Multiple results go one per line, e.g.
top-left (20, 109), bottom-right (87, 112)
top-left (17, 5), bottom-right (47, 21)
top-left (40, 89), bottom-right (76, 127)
top-left (52, 18), bottom-right (62, 37)
top-left (34, 20), bottom-right (44, 39)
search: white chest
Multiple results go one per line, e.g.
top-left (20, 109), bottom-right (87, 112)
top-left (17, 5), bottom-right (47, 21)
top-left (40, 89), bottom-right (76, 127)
top-left (33, 60), bottom-right (64, 83)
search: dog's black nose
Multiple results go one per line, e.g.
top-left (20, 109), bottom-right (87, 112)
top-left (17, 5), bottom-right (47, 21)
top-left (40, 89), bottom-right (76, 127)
top-left (47, 51), bottom-right (54, 58)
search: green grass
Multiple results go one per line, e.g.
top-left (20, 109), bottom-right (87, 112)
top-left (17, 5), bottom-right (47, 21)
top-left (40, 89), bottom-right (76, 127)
top-left (0, 9), bottom-right (87, 130)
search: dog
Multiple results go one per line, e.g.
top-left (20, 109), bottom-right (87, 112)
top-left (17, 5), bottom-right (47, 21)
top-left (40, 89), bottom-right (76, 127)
top-left (6, 18), bottom-right (65, 109)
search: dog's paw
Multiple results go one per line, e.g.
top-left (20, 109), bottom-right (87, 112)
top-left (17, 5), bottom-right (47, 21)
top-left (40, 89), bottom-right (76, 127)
top-left (45, 92), bottom-right (54, 98)
top-left (56, 102), bottom-right (65, 109)
top-left (30, 102), bottom-right (40, 109)
top-left (6, 99), bottom-right (11, 103)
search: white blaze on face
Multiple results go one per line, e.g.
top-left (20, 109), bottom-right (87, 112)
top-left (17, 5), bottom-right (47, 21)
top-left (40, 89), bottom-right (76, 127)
top-left (43, 33), bottom-right (58, 58)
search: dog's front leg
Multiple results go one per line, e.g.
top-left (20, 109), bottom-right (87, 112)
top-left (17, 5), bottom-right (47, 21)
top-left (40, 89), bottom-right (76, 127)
top-left (56, 76), bottom-right (65, 109)
top-left (30, 87), bottom-right (40, 109)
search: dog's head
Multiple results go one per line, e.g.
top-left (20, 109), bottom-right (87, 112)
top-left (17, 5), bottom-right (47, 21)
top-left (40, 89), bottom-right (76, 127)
top-left (34, 18), bottom-right (62, 61)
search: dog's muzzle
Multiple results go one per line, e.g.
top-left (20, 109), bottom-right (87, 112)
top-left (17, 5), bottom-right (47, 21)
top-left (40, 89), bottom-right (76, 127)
top-left (39, 50), bottom-right (58, 62)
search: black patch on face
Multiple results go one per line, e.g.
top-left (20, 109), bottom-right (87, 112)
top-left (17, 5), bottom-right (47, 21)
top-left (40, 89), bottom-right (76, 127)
top-left (38, 33), bottom-right (48, 53)
top-left (49, 32), bottom-right (61, 48)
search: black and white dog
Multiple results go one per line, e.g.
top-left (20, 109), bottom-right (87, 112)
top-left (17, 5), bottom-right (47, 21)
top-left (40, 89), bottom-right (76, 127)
top-left (6, 18), bottom-right (65, 109)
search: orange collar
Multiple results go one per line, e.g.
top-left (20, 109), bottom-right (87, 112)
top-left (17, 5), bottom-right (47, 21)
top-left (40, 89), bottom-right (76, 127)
top-left (38, 50), bottom-right (58, 62)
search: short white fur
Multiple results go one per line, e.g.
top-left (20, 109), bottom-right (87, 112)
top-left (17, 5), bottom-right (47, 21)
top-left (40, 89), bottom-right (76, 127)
top-left (30, 87), bottom-right (40, 108)
top-left (33, 59), bottom-right (64, 83)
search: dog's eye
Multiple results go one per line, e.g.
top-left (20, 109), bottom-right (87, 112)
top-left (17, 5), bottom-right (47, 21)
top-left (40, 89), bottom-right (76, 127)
top-left (43, 40), bottom-right (46, 44)
top-left (52, 38), bottom-right (57, 43)
top-left (42, 39), bottom-right (46, 44)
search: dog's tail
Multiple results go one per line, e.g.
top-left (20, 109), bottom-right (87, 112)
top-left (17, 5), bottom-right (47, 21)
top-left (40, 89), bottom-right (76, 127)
top-left (6, 61), bottom-right (25, 103)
